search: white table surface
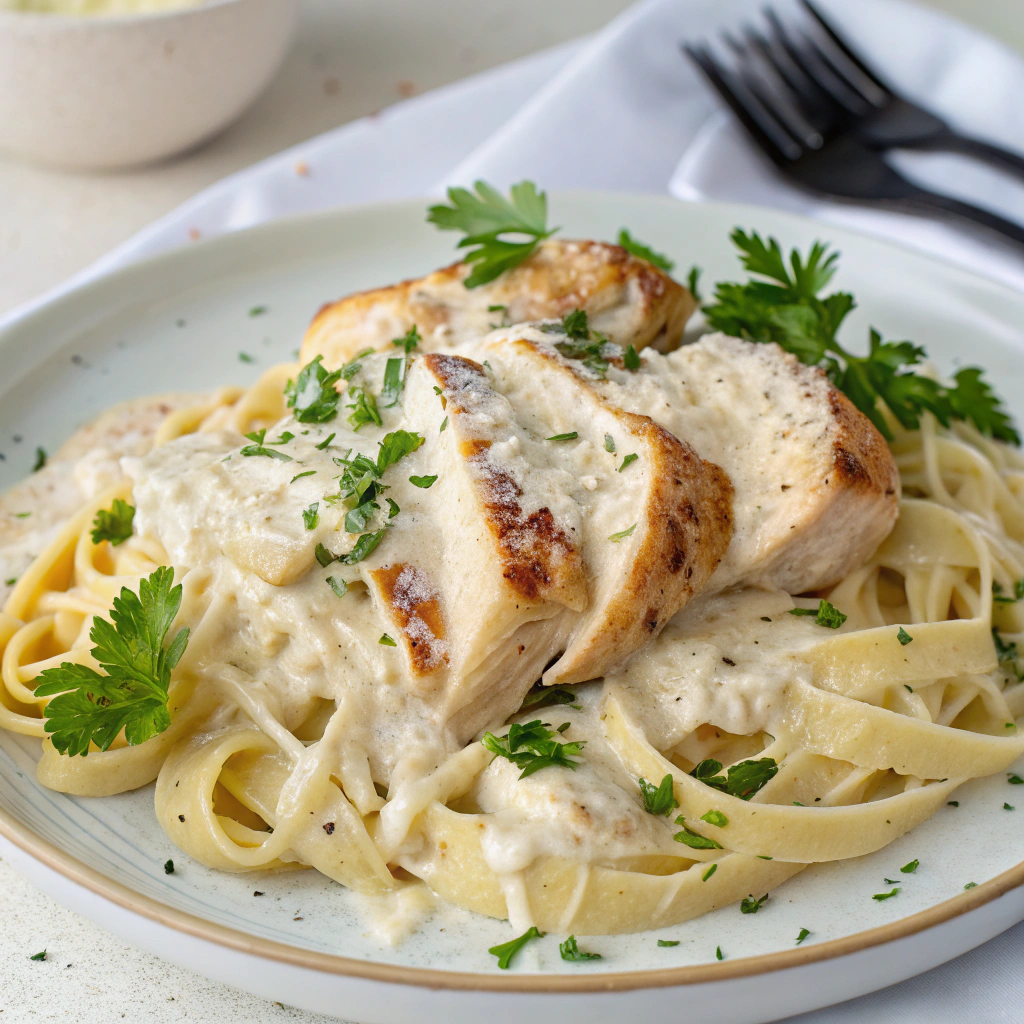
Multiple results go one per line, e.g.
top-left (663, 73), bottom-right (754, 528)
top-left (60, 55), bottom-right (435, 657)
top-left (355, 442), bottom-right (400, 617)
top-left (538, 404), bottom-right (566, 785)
top-left (1, 0), bottom-right (1023, 1020)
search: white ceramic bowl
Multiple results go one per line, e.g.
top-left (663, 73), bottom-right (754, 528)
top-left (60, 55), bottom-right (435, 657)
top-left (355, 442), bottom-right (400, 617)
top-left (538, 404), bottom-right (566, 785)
top-left (0, 0), bottom-right (300, 170)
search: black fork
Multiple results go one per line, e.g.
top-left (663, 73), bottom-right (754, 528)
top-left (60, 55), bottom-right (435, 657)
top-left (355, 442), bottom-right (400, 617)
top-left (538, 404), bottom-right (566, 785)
top-left (685, 19), bottom-right (1024, 249)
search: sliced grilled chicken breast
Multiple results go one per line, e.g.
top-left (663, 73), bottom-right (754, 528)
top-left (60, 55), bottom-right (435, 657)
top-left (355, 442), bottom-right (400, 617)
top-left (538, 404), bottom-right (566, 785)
top-left (549, 332), bottom-right (901, 594)
top-left (300, 239), bottom-right (696, 370)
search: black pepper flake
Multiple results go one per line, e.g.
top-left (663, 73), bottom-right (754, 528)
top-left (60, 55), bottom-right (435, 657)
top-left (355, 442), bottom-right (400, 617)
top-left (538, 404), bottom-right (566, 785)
top-left (253, 891), bottom-right (265, 897)
top-left (323, 822), bottom-right (336, 835)
top-left (722, 657), bottom-right (736, 666)
top-left (178, 814), bottom-right (185, 822)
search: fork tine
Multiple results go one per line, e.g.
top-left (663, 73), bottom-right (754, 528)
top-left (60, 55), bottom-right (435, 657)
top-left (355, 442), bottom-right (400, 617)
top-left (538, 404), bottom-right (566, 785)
top-left (765, 8), bottom-right (870, 117)
top-left (799, 0), bottom-right (891, 95)
top-left (684, 42), bottom-right (803, 165)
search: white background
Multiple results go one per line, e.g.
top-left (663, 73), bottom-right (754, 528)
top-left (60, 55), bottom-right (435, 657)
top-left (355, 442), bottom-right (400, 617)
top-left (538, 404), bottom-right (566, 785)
top-left (1, 0), bottom-right (1023, 1020)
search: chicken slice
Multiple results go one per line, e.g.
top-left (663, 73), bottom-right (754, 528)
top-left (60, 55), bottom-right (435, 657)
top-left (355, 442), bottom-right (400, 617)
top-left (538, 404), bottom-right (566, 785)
top-left (477, 332), bottom-right (733, 686)
top-left (559, 332), bottom-right (901, 594)
top-left (300, 238), bottom-right (696, 370)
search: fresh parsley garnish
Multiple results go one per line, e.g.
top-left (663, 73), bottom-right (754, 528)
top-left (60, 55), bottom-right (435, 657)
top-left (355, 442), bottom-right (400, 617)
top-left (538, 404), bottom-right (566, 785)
top-left (560, 308), bottom-right (590, 340)
top-left (872, 888), bottom-right (899, 901)
top-left (393, 325), bottom-right (421, 354)
top-left (546, 432), bottom-right (578, 441)
top-left (481, 719), bottom-right (584, 779)
top-left (701, 809), bottom-right (728, 827)
top-left (992, 628), bottom-right (1023, 681)
top-left (340, 529), bottom-right (386, 565)
top-left (386, 497), bottom-right (401, 518)
top-left (379, 633), bottom-right (397, 647)
top-left (673, 821), bottom-right (723, 850)
top-left (789, 599), bottom-right (847, 628)
top-left (409, 475), bottom-right (438, 488)
top-left (238, 351), bottom-right (255, 363)
top-left (488, 926), bottom-right (545, 969)
top-left (658, 939), bottom-right (680, 947)
top-left (740, 893), bottom-right (769, 914)
top-left (901, 859), bottom-right (919, 873)
top-left (704, 230), bottom-right (1019, 444)
top-left (1005, 802), bottom-right (1015, 810)
top-left (249, 305), bottom-right (267, 317)
top-left (638, 774), bottom-right (678, 817)
top-left (609, 524), bottom-right (637, 542)
top-left (30, 950), bottom-right (46, 961)
top-left (964, 882), bottom-right (977, 889)
top-left (604, 434), bottom-right (616, 453)
top-left (302, 503), bottom-right (319, 530)
top-left (546, 309), bottom-right (614, 377)
top-left (897, 626), bottom-right (914, 645)
top-left (315, 542), bottom-right (336, 568)
top-left (623, 344), bottom-right (641, 371)
top-left (617, 229), bottom-right (675, 271)
top-left (559, 935), bottom-right (602, 961)
top-left (1009, 774), bottom-right (1024, 785)
top-left (993, 579), bottom-right (1024, 604)
top-left (519, 685), bottom-right (580, 711)
top-left (796, 928), bottom-right (810, 945)
top-left (377, 430), bottom-right (425, 472)
top-left (716, 946), bottom-right (724, 961)
top-left (91, 499), bottom-right (135, 546)
top-left (702, 864), bottom-right (717, 881)
top-left (326, 576), bottom-right (348, 599)
top-left (314, 432), bottom-right (336, 451)
top-left (34, 567), bottom-right (189, 756)
top-left (285, 355), bottom-right (344, 424)
top-left (690, 757), bottom-right (779, 800)
top-left (618, 454), bottom-right (638, 472)
top-left (427, 181), bottom-right (556, 289)
top-left (382, 357), bottom-right (404, 408)
top-left (346, 383), bottom-right (382, 431)
top-left (241, 429), bottom-right (293, 461)
top-left (33, 447), bottom-right (46, 472)
top-left (290, 470), bottom-right (316, 483)
top-left (686, 265), bottom-right (702, 301)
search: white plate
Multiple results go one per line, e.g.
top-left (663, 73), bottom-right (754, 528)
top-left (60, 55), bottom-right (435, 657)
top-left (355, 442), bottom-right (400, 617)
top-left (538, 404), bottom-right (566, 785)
top-left (2, 194), bottom-right (1024, 1024)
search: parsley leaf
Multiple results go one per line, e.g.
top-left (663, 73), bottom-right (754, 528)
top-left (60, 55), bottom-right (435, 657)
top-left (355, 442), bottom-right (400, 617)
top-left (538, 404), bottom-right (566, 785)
top-left (690, 757), bottom-right (779, 800)
top-left (284, 356), bottom-right (344, 424)
top-left (30, 950), bottom-right (46, 961)
top-left (393, 325), bottom-right (421, 354)
top-left (34, 567), bottom-right (189, 756)
top-left (658, 939), bottom-right (680, 947)
top-left (623, 344), bottom-right (641, 371)
top-left (639, 774), bottom-right (678, 817)
top-left (427, 181), bottom-right (556, 289)
top-left (702, 864), bottom-right (717, 881)
top-left (796, 928), bottom-right (810, 945)
top-left (377, 430), bottom-right (425, 473)
top-left (559, 935), bottom-right (602, 961)
top-left (409, 475), bottom-right (438, 488)
top-left (519, 685), bottom-right (580, 711)
top-left (546, 309), bottom-right (615, 377)
top-left (547, 432), bottom-right (578, 441)
top-left (673, 821), bottom-right (723, 850)
top-left (901, 859), bottom-right (919, 873)
top-left (686, 266), bottom-right (702, 301)
top-left (789, 599), bottom-right (847, 628)
top-left (740, 893), bottom-right (769, 914)
top-left (241, 429), bottom-right (293, 461)
top-left (609, 524), bottom-right (637, 542)
top-left (560, 308), bottom-right (590, 340)
top-left (326, 576), bottom-right (347, 599)
top-left (701, 809), bottom-right (729, 827)
top-left (488, 926), bottom-right (545, 969)
top-left (993, 579), bottom-right (1024, 604)
top-left (381, 357), bottom-right (404, 408)
top-left (33, 447), bottom-right (47, 472)
top-left (346, 384), bottom-right (382, 431)
top-left (379, 633), bottom-right (397, 647)
top-left (897, 626), bottom-right (914, 646)
top-left (872, 888), bottom-right (899, 901)
top-left (91, 499), bottom-right (135, 546)
top-left (618, 453), bottom-right (638, 472)
top-left (302, 502), bottom-right (319, 530)
top-left (604, 434), bottom-right (616, 453)
top-left (482, 719), bottom-right (584, 779)
top-left (340, 529), bottom-right (386, 565)
top-left (617, 229), bottom-right (675, 271)
top-left (704, 230), bottom-right (1019, 444)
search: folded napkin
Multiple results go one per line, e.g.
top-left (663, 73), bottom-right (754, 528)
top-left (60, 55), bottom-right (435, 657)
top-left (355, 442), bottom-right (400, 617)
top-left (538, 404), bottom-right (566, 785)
top-left (5, 1), bottom-right (1024, 1021)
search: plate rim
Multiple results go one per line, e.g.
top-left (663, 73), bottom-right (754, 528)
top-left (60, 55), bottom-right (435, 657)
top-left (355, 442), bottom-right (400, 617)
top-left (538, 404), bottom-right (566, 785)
top-left (2, 191), bottom-right (1023, 993)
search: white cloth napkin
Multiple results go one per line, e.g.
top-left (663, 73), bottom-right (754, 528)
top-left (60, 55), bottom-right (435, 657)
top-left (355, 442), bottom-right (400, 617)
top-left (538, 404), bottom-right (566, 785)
top-left (6, 0), bottom-right (1024, 1021)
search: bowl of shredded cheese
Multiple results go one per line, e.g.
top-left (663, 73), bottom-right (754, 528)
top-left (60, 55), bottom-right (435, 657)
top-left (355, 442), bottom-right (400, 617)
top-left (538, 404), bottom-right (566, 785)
top-left (0, 0), bottom-right (299, 169)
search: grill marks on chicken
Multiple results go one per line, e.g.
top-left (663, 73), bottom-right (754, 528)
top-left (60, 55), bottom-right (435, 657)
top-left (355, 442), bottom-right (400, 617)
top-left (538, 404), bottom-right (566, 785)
top-left (301, 239), bottom-right (696, 371)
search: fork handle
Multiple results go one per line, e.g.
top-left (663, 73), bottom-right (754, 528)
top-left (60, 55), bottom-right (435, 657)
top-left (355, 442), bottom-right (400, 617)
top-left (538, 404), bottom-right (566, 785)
top-left (902, 129), bottom-right (1024, 181)
top-left (899, 187), bottom-right (1024, 249)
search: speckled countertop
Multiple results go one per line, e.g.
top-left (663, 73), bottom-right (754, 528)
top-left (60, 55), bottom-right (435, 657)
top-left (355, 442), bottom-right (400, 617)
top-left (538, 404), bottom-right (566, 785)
top-left (1, 1), bottom-right (1023, 1021)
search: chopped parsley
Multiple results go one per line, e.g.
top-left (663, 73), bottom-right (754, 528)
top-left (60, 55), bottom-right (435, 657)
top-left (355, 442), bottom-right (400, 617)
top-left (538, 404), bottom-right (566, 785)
top-left (690, 757), bottom-right (779, 800)
top-left (440, 416), bottom-right (448, 433)
top-left (249, 305), bottom-right (267, 317)
top-left (702, 864), bottom-right (717, 882)
top-left (992, 628), bottom-right (1022, 680)
top-left (381, 357), bottom-right (404, 408)
top-left (604, 434), bottom-right (616, 453)
top-left (34, 567), bottom-right (189, 756)
top-left (386, 497), bottom-right (401, 518)
top-left (285, 356), bottom-right (344, 424)
top-left (379, 634), bottom-right (397, 647)
top-left (700, 809), bottom-right (729, 827)
top-left (897, 626), bottom-right (914, 646)
top-left (326, 576), bottom-right (347, 599)
top-left (393, 325), bottom-right (421, 354)
top-left (377, 430), bottom-right (425, 472)
top-left (488, 926), bottom-right (545, 969)
top-left (302, 503), bottom-right (319, 530)
top-left (657, 939), bottom-right (680, 947)
top-left (546, 432), bottom-right (578, 441)
top-left (315, 543), bottom-right (335, 567)
top-left (238, 351), bottom-right (255, 363)
top-left (872, 888), bottom-right (899, 901)
top-left (33, 447), bottom-right (46, 472)
top-left (291, 470), bottom-right (316, 483)
top-left (609, 523), bottom-right (637, 542)
top-left (617, 229), bottom-right (675, 272)
top-left (346, 383), bottom-right (382, 431)
top-left (618, 453), bottom-right (638, 472)
top-left (427, 181), bottom-right (555, 289)
top-left (241, 429), bottom-right (293, 461)
top-left (30, 950), bottom-right (46, 961)
top-left (740, 893), bottom-right (768, 914)
top-left (1005, 802), bottom-right (1015, 810)
top-left (703, 230), bottom-right (1019, 444)
top-left (340, 529), bottom-right (386, 565)
top-left (5, 578), bottom-right (16, 586)
top-left (639, 774), bottom-right (678, 817)
top-left (409, 475), bottom-right (438, 488)
top-left (716, 946), bottom-right (724, 960)
top-left (559, 935), bottom-right (601, 961)
top-left (560, 308), bottom-right (589, 340)
top-left (481, 719), bottom-right (584, 779)
top-left (796, 928), bottom-right (810, 945)
top-left (964, 882), bottom-right (978, 889)
top-left (344, 502), bottom-right (377, 533)
top-left (549, 312), bottom-right (613, 377)
top-left (520, 685), bottom-right (580, 711)
top-left (1008, 774), bottom-right (1024, 785)
top-left (901, 859), bottom-right (919, 874)
top-left (91, 499), bottom-right (135, 546)
top-left (789, 599), bottom-right (847, 628)
top-left (686, 266), bottom-right (702, 301)
top-left (623, 344), bottom-right (641, 371)
top-left (993, 579), bottom-right (1024, 604)
top-left (314, 433), bottom-right (336, 451)
top-left (673, 820), bottom-right (723, 850)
